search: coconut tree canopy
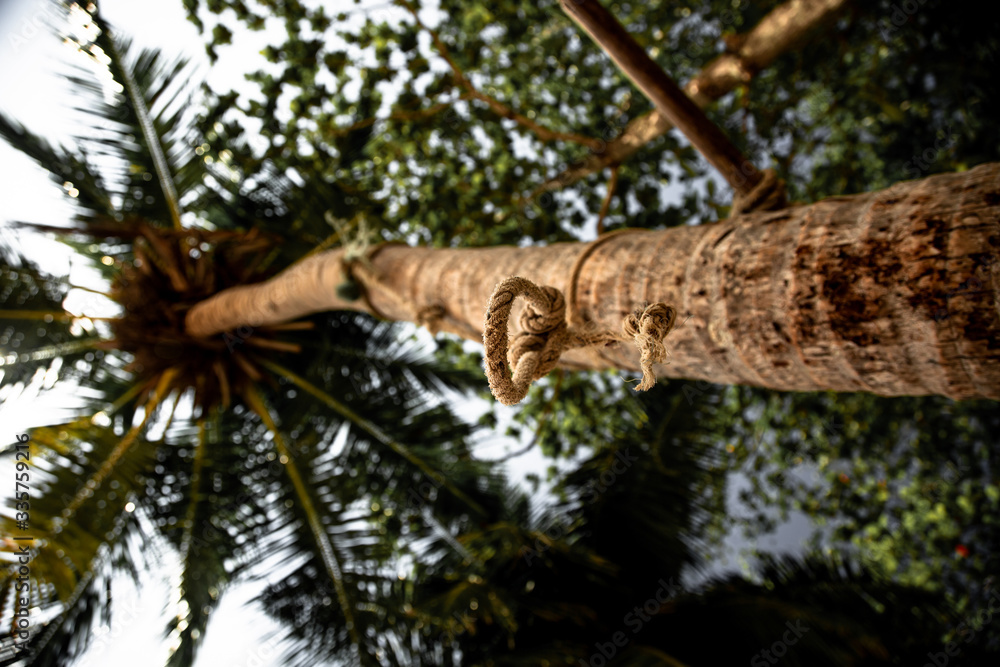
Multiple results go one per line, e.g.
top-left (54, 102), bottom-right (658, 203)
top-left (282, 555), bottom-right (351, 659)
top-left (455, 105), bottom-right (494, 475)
top-left (0, 4), bottom-right (506, 665)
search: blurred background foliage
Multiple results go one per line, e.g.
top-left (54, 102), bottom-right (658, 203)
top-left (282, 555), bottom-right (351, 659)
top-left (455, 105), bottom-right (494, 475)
top-left (1, 0), bottom-right (998, 664)
top-left (180, 0), bottom-right (1000, 657)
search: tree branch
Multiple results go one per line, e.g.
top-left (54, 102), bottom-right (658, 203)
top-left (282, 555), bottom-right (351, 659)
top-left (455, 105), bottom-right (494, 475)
top-left (535, 0), bottom-right (851, 197)
top-left (400, 0), bottom-right (605, 150)
top-left (560, 0), bottom-right (763, 196)
top-left (596, 164), bottom-right (619, 235)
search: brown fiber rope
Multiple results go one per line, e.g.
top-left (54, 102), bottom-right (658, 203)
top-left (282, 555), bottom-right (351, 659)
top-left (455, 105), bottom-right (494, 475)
top-left (565, 227), bottom-right (654, 328)
top-left (484, 276), bottom-right (677, 405)
top-left (343, 243), bottom-right (450, 335)
top-left (731, 168), bottom-right (787, 217)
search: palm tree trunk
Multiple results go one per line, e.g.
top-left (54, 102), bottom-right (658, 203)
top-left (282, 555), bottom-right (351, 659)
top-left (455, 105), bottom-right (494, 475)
top-left (186, 163), bottom-right (1000, 401)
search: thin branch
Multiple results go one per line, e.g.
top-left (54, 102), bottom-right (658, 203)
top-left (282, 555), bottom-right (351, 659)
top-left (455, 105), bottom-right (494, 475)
top-left (399, 0), bottom-right (604, 150)
top-left (327, 96), bottom-right (468, 137)
top-left (536, 0), bottom-right (851, 196)
top-left (258, 321), bottom-right (316, 332)
top-left (482, 370), bottom-right (564, 463)
top-left (243, 337), bottom-right (302, 353)
top-left (596, 165), bottom-right (620, 235)
top-left (68, 283), bottom-right (113, 298)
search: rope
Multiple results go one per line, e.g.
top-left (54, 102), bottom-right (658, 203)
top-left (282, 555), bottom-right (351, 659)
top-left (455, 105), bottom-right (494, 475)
top-left (622, 303), bottom-right (677, 390)
top-left (484, 276), bottom-right (676, 405)
top-left (731, 168), bottom-right (787, 217)
top-left (340, 242), bottom-right (450, 336)
top-left (565, 227), bottom-right (653, 327)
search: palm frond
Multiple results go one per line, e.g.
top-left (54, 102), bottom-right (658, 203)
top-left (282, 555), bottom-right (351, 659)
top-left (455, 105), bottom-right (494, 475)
top-left (0, 256), bottom-right (104, 395)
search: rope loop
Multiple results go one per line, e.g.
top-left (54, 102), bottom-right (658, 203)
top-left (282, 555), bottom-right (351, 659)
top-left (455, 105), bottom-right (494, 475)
top-left (484, 276), bottom-right (677, 404)
top-left (731, 168), bottom-right (787, 216)
top-left (484, 277), bottom-right (569, 406)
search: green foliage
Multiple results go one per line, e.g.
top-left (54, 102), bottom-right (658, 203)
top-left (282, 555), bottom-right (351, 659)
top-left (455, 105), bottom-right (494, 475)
top-left (724, 389), bottom-right (1000, 644)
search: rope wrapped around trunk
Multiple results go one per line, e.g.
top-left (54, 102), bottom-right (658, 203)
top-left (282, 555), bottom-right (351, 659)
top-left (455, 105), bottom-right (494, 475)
top-left (484, 276), bottom-right (677, 405)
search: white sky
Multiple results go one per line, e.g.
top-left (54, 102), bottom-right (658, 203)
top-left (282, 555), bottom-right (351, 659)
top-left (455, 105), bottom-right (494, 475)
top-left (0, 1), bottom-right (812, 665)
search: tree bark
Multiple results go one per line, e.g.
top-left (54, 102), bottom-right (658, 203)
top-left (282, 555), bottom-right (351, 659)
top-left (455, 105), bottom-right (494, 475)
top-left (535, 0), bottom-right (851, 197)
top-left (186, 163), bottom-right (1000, 401)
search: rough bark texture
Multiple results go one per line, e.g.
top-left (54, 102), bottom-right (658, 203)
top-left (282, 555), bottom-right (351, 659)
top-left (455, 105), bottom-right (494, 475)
top-left (186, 163), bottom-right (1000, 401)
top-left (535, 0), bottom-right (851, 196)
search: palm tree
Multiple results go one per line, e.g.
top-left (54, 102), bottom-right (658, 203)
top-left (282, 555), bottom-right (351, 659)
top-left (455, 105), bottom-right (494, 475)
top-left (0, 4), bottom-right (991, 667)
top-left (174, 0), bottom-right (1000, 405)
top-left (184, 161), bottom-right (1000, 403)
top-left (1, 4), bottom-right (504, 665)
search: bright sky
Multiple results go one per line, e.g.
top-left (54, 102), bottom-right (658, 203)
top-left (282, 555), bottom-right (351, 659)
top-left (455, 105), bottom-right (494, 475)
top-left (0, 2), bottom-right (812, 665)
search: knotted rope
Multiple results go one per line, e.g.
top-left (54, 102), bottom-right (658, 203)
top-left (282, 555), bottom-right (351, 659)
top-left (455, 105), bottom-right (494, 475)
top-left (731, 168), bottom-right (787, 217)
top-left (622, 303), bottom-right (677, 391)
top-left (484, 276), bottom-right (677, 405)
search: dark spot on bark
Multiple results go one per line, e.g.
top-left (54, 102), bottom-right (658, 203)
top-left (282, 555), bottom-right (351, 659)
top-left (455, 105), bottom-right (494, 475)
top-left (984, 191), bottom-right (1000, 206)
top-left (821, 239), bottom-right (901, 346)
top-left (773, 360), bottom-right (790, 368)
top-left (963, 307), bottom-right (1000, 349)
top-left (924, 217), bottom-right (949, 252)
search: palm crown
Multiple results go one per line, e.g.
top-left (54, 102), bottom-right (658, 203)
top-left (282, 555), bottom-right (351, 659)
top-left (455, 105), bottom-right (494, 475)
top-left (0, 3), bottom-right (503, 665)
